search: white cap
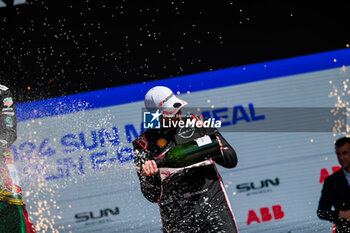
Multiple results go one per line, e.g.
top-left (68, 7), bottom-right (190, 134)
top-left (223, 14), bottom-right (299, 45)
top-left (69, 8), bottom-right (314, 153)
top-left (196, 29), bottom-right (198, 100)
top-left (144, 86), bottom-right (188, 117)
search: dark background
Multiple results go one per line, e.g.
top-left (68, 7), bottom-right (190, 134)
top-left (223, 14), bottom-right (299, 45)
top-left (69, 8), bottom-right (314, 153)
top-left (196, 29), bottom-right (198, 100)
top-left (0, 0), bottom-right (349, 103)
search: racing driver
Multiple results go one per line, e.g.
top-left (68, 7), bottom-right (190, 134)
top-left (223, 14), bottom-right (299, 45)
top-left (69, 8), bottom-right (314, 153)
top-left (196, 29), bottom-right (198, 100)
top-left (133, 86), bottom-right (239, 233)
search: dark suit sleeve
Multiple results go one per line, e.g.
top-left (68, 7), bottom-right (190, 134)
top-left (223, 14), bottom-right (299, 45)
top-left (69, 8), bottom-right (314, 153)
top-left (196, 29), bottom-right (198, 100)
top-left (205, 127), bottom-right (238, 168)
top-left (133, 141), bottom-right (161, 203)
top-left (0, 86), bottom-right (17, 149)
top-left (317, 177), bottom-right (344, 226)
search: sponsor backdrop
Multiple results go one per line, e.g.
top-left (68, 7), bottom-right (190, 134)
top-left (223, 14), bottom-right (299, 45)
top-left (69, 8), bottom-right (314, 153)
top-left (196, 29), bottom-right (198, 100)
top-left (12, 49), bottom-right (350, 232)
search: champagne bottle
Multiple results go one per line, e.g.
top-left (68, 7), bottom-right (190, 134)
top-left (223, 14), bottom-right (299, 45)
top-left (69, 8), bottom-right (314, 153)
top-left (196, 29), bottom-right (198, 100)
top-left (155, 134), bottom-right (221, 168)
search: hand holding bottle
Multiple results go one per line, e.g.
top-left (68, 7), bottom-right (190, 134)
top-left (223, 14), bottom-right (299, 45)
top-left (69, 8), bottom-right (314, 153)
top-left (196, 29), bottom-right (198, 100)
top-left (141, 160), bottom-right (159, 176)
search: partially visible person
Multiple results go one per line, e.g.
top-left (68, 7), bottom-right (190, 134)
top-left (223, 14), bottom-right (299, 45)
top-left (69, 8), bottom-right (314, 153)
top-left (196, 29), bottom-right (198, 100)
top-left (0, 84), bottom-right (35, 233)
top-left (317, 136), bottom-right (350, 233)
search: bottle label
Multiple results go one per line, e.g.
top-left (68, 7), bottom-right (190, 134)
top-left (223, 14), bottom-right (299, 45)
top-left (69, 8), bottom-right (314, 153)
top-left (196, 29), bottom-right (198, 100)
top-left (1, 150), bottom-right (23, 197)
top-left (195, 135), bottom-right (212, 147)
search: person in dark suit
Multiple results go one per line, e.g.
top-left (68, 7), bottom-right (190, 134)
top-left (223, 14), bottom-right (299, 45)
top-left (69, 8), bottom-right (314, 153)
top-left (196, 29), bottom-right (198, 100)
top-left (317, 137), bottom-right (350, 233)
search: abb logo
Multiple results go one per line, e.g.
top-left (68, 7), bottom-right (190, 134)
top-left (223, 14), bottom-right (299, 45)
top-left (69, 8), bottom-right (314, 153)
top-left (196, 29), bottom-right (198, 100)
top-left (319, 166), bottom-right (341, 183)
top-left (247, 204), bottom-right (285, 225)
